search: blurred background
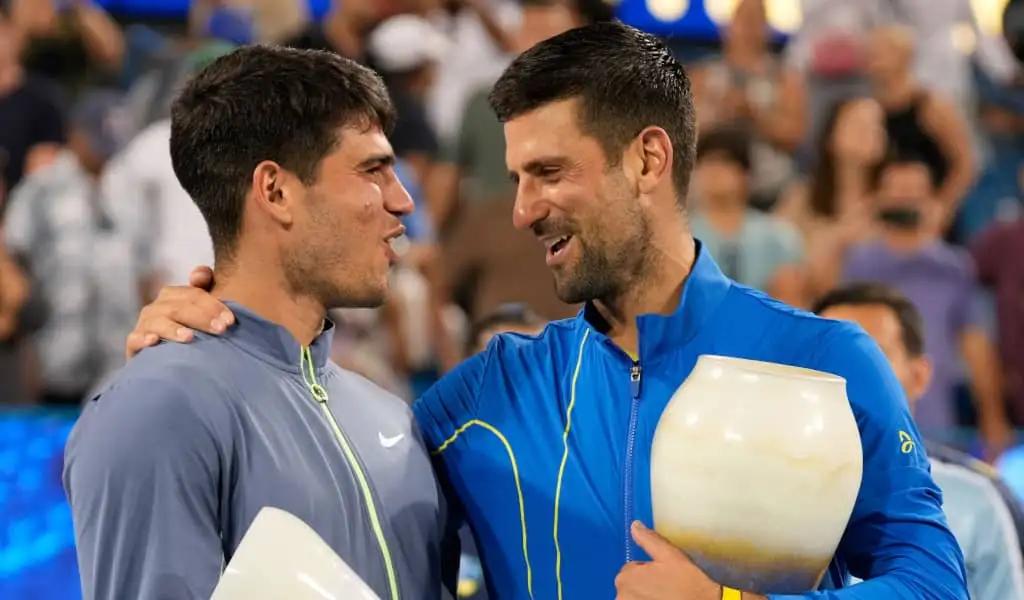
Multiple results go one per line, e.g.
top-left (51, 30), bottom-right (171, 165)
top-left (0, 0), bottom-right (1023, 598)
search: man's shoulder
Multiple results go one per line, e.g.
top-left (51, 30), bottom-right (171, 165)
top-left (90, 337), bottom-right (242, 413)
top-left (724, 284), bottom-right (840, 341)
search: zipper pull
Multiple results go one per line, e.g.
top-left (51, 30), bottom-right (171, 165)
top-left (630, 364), bottom-right (642, 399)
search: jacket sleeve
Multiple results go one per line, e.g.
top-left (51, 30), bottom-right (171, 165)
top-left (63, 375), bottom-right (225, 600)
top-left (771, 323), bottom-right (968, 600)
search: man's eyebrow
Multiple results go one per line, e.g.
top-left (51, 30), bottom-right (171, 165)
top-left (357, 153), bottom-right (396, 169)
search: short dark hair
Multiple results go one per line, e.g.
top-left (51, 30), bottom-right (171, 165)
top-left (869, 150), bottom-right (941, 193)
top-left (813, 282), bottom-right (926, 357)
top-left (170, 45), bottom-right (395, 261)
top-left (488, 21), bottom-right (697, 201)
top-left (696, 126), bottom-right (752, 172)
top-left (469, 303), bottom-right (545, 353)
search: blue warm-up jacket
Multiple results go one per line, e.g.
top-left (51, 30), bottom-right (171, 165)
top-left (413, 242), bottom-right (968, 600)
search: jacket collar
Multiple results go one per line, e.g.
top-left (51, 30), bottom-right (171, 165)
top-left (221, 301), bottom-right (334, 373)
top-left (579, 239), bottom-right (732, 365)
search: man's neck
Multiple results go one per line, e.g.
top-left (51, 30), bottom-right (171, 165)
top-left (593, 231), bottom-right (697, 358)
top-left (212, 262), bottom-right (327, 347)
top-left (880, 226), bottom-right (931, 253)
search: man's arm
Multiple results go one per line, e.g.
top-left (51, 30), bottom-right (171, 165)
top-left (64, 375), bottom-right (225, 600)
top-left (960, 327), bottom-right (1013, 460)
top-left (771, 324), bottom-right (968, 599)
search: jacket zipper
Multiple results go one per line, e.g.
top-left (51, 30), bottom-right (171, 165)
top-left (623, 361), bottom-right (642, 562)
top-left (300, 346), bottom-right (400, 600)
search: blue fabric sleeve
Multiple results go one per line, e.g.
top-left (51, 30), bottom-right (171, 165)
top-left (771, 322), bottom-right (968, 600)
top-left (63, 375), bottom-right (225, 600)
top-left (412, 348), bottom-right (489, 451)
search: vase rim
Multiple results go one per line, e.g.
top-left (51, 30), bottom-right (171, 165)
top-left (697, 354), bottom-right (846, 383)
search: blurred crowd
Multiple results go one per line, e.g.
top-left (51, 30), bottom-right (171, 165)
top-left (0, 0), bottom-right (1022, 462)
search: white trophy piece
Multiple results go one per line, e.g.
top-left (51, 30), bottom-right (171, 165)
top-left (651, 355), bottom-right (863, 594)
top-left (210, 506), bottom-right (381, 600)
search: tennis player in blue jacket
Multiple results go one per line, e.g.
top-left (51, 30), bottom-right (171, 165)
top-left (127, 22), bottom-right (967, 600)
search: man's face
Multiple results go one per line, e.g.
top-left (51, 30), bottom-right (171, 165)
top-left (820, 303), bottom-right (931, 407)
top-left (504, 98), bottom-right (652, 305)
top-left (875, 162), bottom-right (936, 230)
top-left (282, 124), bottom-right (413, 309)
top-left (694, 152), bottom-right (747, 206)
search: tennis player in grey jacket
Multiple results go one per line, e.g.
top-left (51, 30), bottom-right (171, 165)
top-left (63, 46), bottom-right (449, 600)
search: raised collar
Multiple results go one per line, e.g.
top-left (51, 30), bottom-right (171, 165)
top-left (221, 301), bottom-right (334, 373)
top-left (579, 239), bottom-right (732, 365)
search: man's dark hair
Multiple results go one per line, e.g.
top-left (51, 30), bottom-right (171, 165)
top-left (170, 45), bottom-right (395, 261)
top-left (696, 126), bottom-right (752, 172)
top-left (813, 282), bottom-right (926, 357)
top-left (469, 303), bottom-right (545, 353)
top-left (488, 21), bottom-right (697, 201)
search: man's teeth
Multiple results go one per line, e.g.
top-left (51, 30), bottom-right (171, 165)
top-left (549, 235), bottom-right (571, 251)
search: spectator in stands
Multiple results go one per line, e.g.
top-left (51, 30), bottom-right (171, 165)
top-left (468, 302), bottom-right (545, 355)
top-left (815, 282), bottom-right (1024, 600)
top-left (428, 0), bottom-right (579, 227)
top-left (776, 96), bottom-right (886, 298)
top-left (9, 0), bottom-right (125, 99)
top-left (102, 45), bottom-right (235, 291)
top-left (842, 155), bottom-right (1012, 457)
top-left (867, 25), bottom-right (976, 230)
top-left (4, 90), bottom-right (143, 406)
top-left (690, 0), bottom-right (805, 209)
top-left (284, 0), bottom-right (384, 61)
top-left (690, 126), bottom-right (805, 307)
top-left (0, 10), bottom-right (65, 204)
top-left (422, 0), bottom-right (520, 147)
top-left (189, 0), bottom-right (309, 45)
top-left (367, 14), bottom-right (446, 190)
top-left (971, 217), bottom-right (1024, 428)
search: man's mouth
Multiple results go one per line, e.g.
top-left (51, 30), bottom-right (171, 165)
top-left (383, 226), bottom-right (407, 264)
top-left (542, 233), bottom-right (574, 264)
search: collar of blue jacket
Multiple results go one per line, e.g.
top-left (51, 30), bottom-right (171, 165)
top-left (579, 239), bottom-right (731, 364)
top-left (219, 300), bottom-right (334, 372)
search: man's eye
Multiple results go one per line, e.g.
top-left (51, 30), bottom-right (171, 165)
top-left (541, 167), bottom-right (561, 180)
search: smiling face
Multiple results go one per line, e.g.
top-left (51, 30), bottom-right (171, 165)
top-left (505, 98), bottom-right (653, 305)
top-left (281, 124), bottom-right (413, 308)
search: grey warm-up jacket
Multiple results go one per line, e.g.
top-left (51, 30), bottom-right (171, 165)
top-left (63, 302), bottom-right (446, 600)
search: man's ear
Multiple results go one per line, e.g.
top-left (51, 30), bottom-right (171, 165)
top-left (626, 126), bottom-right (674, 197)
top-left (251, 160), bottom-right (295, 227)
top-left (906, 355), bottom-right (934, 408)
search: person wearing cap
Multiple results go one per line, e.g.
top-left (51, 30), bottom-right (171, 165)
top-left (3, 89), bottom-right (142, 405)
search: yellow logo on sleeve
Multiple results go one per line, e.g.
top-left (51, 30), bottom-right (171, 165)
top-left (898, 431), bottom-right (915, 454)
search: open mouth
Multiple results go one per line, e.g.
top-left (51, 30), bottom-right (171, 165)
top-left (544, 234), bottom-right (574, 262)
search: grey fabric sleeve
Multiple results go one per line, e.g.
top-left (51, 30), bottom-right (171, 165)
top-left (63, 375), bottom-right (225, 600)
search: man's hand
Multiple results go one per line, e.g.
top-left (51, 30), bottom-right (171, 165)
top-left (615, 522), bottom-right (765, 600)
top-left (124, 266), bottom-right (234, 359)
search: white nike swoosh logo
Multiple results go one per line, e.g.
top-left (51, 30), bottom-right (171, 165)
top-left (378, 432), bottom-right (405, 448)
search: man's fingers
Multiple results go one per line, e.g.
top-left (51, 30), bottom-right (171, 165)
top-left (138, 315), bottom-right (195, 343)
top-left (630, 521), bottom-right (683, 563)
top-left (164, 296), bottom-right (231, 335)
top-left (124, 331), bottom-right (160, 360)
top-left (188, 265), bottom-right (215, 290)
